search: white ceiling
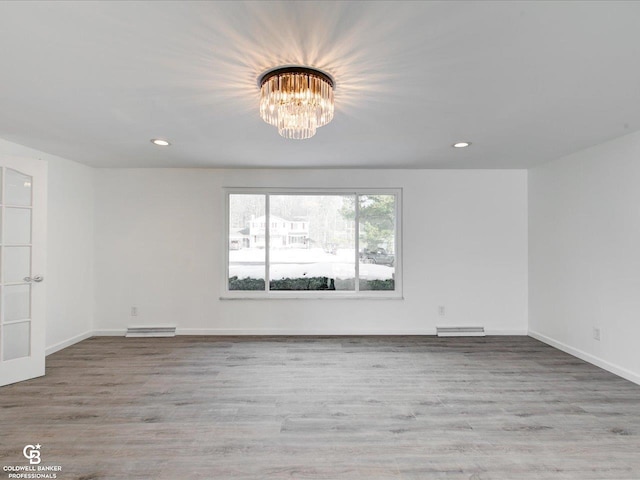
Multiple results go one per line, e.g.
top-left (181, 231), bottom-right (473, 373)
top-left (1, 1), bottom-right (640, 169)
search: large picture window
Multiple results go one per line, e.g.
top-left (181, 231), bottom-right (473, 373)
top-left (226, 189), bottom-right (401, 297)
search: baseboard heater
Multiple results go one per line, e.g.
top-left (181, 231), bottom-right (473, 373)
top-left (436, 326), bottom-right (485, 337)
top-left (126, 326), bottom-right (177, 338)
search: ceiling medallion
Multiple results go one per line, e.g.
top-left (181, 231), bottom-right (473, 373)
top-left (259, 66), bottom-right (334, 140)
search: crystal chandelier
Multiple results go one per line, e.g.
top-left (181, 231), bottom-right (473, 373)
top-left (259, 67), bottom-right (334, 140)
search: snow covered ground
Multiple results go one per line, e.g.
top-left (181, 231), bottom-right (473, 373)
top-left (229, 248), bottom-right (393, 280)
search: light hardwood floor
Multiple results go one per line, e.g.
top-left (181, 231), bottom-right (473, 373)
top-left (1, 336), bottom-right (639, 479)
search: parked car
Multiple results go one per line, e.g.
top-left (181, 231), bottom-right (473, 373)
top-left (360, 248), bottom-right (394, 266)
top-left (324, 243), bottom-right (338, 255)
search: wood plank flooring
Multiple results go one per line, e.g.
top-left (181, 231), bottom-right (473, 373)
top-left (1, 336), bottom-right (639, 479)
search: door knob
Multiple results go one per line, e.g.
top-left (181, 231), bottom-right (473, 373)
top-left (23, 275), bottom-right (44, 283)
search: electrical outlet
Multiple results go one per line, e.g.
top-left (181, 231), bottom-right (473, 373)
top-left (131, 306), bottom-right (138, 317)
top-left (438, 306), bottom-right (445, 316)
top-left (593, 327), bottom-right (600, 341)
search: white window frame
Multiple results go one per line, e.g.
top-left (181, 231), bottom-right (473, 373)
top-left (222, 187), bottom-right (402, 299)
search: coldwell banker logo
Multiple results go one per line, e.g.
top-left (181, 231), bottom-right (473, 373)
top-left (23, 445), bottom-right (41, 465)
top-left (2, 445), bottom-right (62, 479)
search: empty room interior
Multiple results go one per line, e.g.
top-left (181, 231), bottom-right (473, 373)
top-left (1, 1), bottom-right (640, 479)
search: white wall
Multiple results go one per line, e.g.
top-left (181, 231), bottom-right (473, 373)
top-left (529, 130), bottom-right (640, 384)
top-left (0, 139), bottom-right (94, 354)
top-left (94, 169), bottom-right (528, 335)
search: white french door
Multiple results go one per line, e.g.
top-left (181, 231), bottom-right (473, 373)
top-left (0, 157), bottom-right (47, 386)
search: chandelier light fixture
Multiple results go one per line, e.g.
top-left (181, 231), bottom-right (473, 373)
top-left (259, 66), bottom-right (335, 140)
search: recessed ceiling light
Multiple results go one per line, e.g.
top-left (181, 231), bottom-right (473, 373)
top-left (453, 142), bottom-right (471, 148)
top-left (151, 139), bottom-right (171, 146)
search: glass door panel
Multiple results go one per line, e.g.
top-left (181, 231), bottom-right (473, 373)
top-left (5, 169), bottom-right (32, 206)
top-left (2, 321), bottom-right (30, 361)
top-left (3, 246), bottom-right (31, 283)
top-left (4, 284), bottom-right (31, 322)
top-left (4, 208), bottom-right (31, 244)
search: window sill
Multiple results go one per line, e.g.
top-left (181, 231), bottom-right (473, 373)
top-left (220, 292), bottom-right (404, 300)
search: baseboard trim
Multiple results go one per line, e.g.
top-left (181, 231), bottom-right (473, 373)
top-left (179, 328), bottom-right (527, 336)
top-left (484, 329), bottom-right (528, 336)
top-left (93, 329), bottom-right (127, 336)
top-left (45, 330), bottom-right (93, 356)
top-left (528, 330), bottom-right (640, 386)
top-left (177, 328), bottom-right (439, 336)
